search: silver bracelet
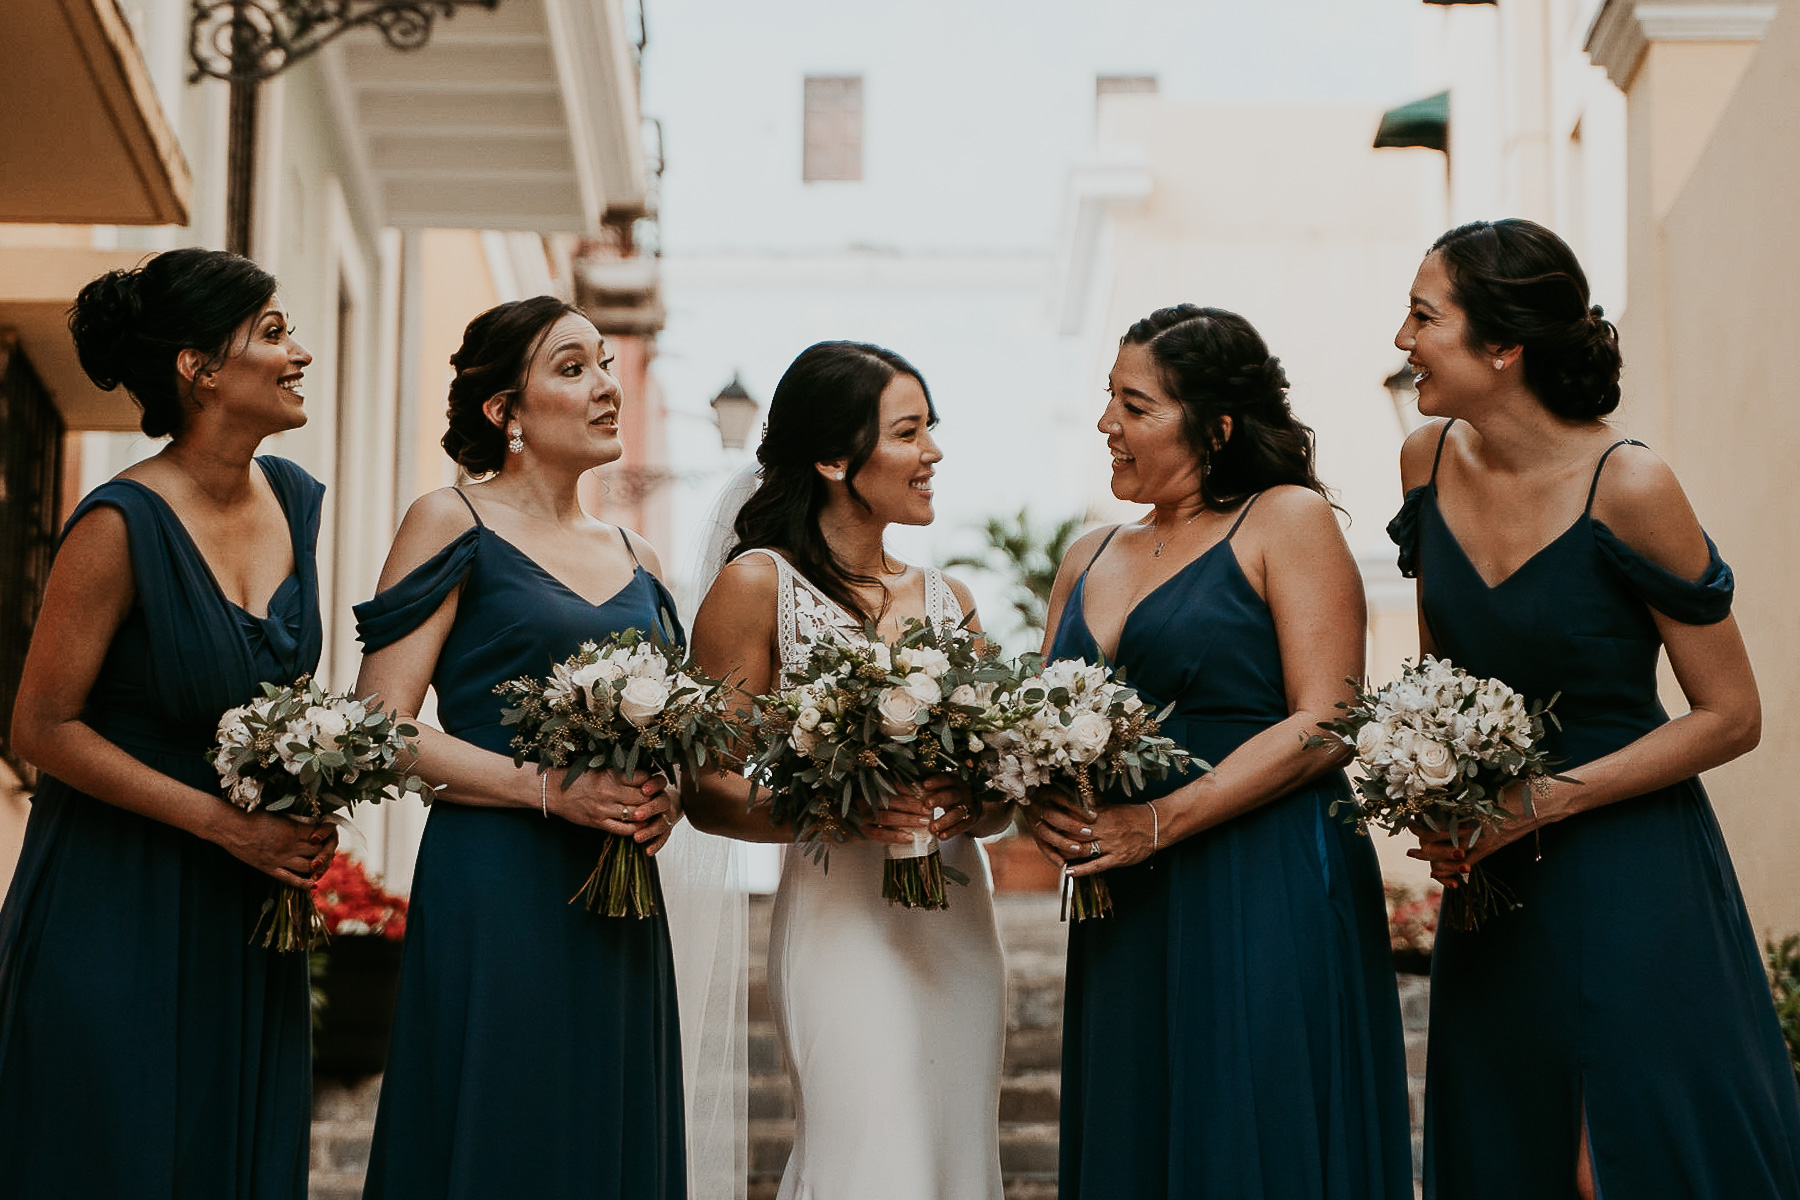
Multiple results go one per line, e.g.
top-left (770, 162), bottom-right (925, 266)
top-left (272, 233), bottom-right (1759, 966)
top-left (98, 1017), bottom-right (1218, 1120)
top-left (539, 773), bottom-right (549, 819)
top-left (1148, 798), bottom-right (1161, 853)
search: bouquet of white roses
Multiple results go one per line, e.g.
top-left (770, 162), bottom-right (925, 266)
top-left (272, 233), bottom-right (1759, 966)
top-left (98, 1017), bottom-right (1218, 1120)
top-left (209, 676), bottom-right (432, 951)
top-left (1308, 654), bottom-right (1566, 929)
top-left (496, 625), bottom-right (742, 918)
top-left (749, 616), bottom-right (1017, 910)
top-left (984, 656), bottom-right (1199, 921)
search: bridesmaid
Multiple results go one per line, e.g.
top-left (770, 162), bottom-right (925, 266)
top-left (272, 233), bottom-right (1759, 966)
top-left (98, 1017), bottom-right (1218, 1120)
top-left (0, 249), bottom-right (334, 1197)
top-left (354, 296), bottom-right (685, 1199)
top-left (1032, 305), bottom-right (1413, 1199)
top-left (1394, 219), bottom-right (1800, 1198)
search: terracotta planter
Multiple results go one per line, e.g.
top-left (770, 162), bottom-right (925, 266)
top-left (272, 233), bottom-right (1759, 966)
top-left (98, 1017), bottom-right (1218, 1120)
top-left (313, 935), bottom-right (405, 1079)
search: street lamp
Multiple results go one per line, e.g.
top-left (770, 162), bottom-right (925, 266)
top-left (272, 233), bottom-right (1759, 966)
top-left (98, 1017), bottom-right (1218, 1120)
top-left (711, 374), bottom-right (759, 451)
top-left (1384, 363), bottom-right (1423, 433)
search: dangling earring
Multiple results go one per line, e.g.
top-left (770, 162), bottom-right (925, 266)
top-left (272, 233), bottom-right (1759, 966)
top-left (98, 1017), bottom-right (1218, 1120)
top-left (508, 426), bottom-right (525, 454)
top-left (1494, 359), bottom-right (1505, 370)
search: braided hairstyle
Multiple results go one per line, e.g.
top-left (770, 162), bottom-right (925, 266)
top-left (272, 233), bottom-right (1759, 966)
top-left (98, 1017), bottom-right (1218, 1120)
top-left (1120, 305), bottom-right (1332, 509)
top-left (67, 248), bottom-right (277, 439)
top-left (441, 295), bottom-right (584, 475)
top-left (1429, 219), bottom-right (1622, 419)
top-left (728, 340), bottom-right (936, 623)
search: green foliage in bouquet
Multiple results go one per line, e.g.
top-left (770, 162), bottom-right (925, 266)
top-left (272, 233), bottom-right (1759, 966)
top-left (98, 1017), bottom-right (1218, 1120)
top-left (749, 614), bottom-right (1019, 910)
top-left (495, 618), bottom-right (744, 918)
top-left (209, 675), bottom-right (431, 951)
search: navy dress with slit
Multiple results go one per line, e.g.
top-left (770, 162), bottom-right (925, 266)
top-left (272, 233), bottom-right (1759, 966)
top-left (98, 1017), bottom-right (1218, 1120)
top-left (1049, 495), bottom-right (1413, 1200)
top-left (355, 491), bottom-right (686, 1200)
top-left (0, 457), bottom-right (324, 1199)
top-left (1392, 421), bottom-right (1800, 1199)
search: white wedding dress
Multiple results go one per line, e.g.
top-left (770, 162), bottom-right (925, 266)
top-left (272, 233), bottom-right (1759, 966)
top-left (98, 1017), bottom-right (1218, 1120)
top-left (735, 549), bottom-right (1006, 1200)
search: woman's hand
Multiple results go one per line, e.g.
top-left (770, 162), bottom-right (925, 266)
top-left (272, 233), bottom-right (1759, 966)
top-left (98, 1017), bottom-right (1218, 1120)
top-left (863, 785), bottom-right (935, 846)
top-left (1407, 783), bottom-right (1536, 884)
top-left (923, 774), bottom-right (986, 840)
top-left (548, 769), bottom-right (680, 853)
top-left (1028, 787), bottom-right (1158, 876)
top-left (214, 810), bottom-right (337, 887)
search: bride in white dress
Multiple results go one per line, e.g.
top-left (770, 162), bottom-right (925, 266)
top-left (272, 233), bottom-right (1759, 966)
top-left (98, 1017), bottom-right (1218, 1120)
top-left (687, 341), bottom-right (1010, 1200)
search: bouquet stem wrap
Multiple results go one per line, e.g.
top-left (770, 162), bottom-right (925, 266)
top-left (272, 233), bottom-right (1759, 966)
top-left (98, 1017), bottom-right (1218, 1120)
top-left (573, 830), bottom-right (659, 918)
top-left (882, 830), bottom-right (949, 911)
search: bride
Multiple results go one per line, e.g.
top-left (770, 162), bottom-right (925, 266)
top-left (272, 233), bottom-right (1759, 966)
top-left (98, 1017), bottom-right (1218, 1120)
top-left (686, 340), bottom-right (1011, 1200)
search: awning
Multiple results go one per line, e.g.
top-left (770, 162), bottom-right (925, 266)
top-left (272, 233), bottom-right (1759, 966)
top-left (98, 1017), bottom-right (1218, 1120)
top-left (1374, 91), bottom-right (1450, 152)
top-left (0, 247), bottom-right (164, 431)
top-left (0, 0), bottom-right (190, 224)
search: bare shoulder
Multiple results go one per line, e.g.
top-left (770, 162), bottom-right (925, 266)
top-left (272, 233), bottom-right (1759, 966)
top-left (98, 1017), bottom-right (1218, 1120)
top-left (616, 526), bottom-right (665, 580)
top-left (1059, 523), bottom-right (1116, 575)
top-left (1589, 441), bottom-right (1712, 577)
top-left (58, 498), bottom-right (130, 555)
top-left (701, 552), bottom-right (781, 612)
top-left (1399, 417), bottom-right (1453, 492)
top-left (1248, 484), bottom-right (1342, 537)
top-left (939, 570), bottom-right (980, 620)
top-left (379, 488), bottom-right (480, 586)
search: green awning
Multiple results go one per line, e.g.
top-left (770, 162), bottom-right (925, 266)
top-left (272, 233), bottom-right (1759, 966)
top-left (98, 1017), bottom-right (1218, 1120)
top-left (1374, 91), bottom-right (1449, 152)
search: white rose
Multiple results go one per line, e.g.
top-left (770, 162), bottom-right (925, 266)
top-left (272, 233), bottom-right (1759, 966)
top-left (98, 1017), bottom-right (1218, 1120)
top-left (1415, 740), bottom-right (1459, 789)
top-left (867, 643), bottom-right (893, 672)
top-left (618, 676), bottom-right (671, 728)
top-left (305, 705), bottom-right (350, 741)
top-left (948, 684), bottom-right (981, 708)
top-left (797, 706), bottom-right (823, 730)
top-left (1354, 721), bottom-right (1385, 761)
top-left (876, 687), bottom-right (927, 738)
top-left (898, 647), bottom-right (951, 679)
top-left (901, 672), bottom-right (941, 705)
top-left (789, 724), bottom-right (820, 755)
top-left (1065, 711), bottom-right (1113, 763)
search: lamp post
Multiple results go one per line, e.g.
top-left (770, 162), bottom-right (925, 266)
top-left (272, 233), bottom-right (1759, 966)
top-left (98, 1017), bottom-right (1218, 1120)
top-left (710, 374), bottom-right (759, 451)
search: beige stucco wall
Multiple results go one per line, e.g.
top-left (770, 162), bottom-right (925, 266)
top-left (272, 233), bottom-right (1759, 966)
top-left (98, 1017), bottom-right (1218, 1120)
top-left (1652, 4), bottom-right (1800, 939)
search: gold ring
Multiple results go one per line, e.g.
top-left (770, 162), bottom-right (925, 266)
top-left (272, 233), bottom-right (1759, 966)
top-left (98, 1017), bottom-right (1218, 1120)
top-left (620, 805), bottom-right (633, 821)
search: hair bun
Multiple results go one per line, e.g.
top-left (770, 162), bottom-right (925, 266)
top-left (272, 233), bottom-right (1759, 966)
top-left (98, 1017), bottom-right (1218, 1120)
top-left (68, 268), bottom-right (146, 392)
top-left (1589, 303), bottom-right (1606, 321)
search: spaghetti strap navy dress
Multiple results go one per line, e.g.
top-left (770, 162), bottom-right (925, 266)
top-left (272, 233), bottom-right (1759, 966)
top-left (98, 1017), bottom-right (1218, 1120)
top-left (0, 457), bottom-right (324, 1199)
top-left (1391, 421), bottom-right (1800, 1199)
top-left (355, 492), bottom-right (685, 1200)
top-left (1049, 496), bottom-right (1413, 1200)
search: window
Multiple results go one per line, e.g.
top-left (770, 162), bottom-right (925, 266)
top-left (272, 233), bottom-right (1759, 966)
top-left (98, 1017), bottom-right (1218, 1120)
top-left (803, 75), bottom-right (863, 182)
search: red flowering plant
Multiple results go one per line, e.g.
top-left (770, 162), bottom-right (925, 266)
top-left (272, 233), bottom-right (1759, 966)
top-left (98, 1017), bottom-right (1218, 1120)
top-left (313, 855), bottom-right (407, 940)
top-left (1385, 880), bottom-right (1440, 973)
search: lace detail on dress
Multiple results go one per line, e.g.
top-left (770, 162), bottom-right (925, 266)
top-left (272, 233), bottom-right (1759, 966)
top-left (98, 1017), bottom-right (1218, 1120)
top-left (731, 552), bottom-right (965, 678)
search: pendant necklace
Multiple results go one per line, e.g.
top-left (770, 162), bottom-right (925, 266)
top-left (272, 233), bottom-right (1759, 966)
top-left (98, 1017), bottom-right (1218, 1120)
top-left (1151, 508), bottom-right (1201, 557)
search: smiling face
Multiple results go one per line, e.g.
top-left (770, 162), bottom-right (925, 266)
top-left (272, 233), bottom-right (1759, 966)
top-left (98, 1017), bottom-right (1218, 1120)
top-left (1395, 252), bottom-right (1505, 418)
top-left (495, 312), bottom-right (622, 470)
top-left (196, 298), bottom-right (311, 435)
top-left (830, 372), bottom-right (940, 527)
top-left (1099, 341), bottom-right (1204, 506)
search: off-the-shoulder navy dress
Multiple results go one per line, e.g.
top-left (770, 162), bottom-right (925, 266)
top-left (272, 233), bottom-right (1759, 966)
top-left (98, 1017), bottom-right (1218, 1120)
top-left (354, 491), bottom-right (685, 1200)
top-left (1392, 421), bottom-right (1800, 1199)
top-left (1049, 495), bottom-right (1413, 1200)
top-left (0, 457), bottom-right (324, 1199)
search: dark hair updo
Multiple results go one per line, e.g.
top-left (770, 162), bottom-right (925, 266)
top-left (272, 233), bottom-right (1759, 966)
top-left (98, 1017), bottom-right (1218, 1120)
top-left (1120, 305), bottom-right (1332, 509)
top-left (1429, 218), bottom-right (1622, 419)
top-left (441, 295), bottom-right (583, 475)
top-left (67, 248), bottom-right (277, 439)
top-left (728, 340), bottom-right (935, 623)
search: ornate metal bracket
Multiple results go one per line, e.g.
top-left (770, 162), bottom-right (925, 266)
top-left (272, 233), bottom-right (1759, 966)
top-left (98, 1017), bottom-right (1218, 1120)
top-left (189, 0), bottom-right (497, 85)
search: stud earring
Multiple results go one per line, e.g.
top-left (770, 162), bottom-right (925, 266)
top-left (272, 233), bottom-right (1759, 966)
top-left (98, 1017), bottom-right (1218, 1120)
top-left (508, 427), bottom-right (525, 454)
top-left (833, 472), bottom-right (845, 481)
top-left (1494, 359), bottom-right (1505, 370)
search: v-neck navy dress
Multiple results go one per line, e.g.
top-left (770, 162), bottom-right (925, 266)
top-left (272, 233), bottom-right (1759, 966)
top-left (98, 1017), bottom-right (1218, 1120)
top-left (354, 492), bottom-right (686, 1200)
top-left (1392, 421), bottom-right (1800, 1199)
top-left (0, 457), bottom-right (324, 1199)
top-left (1049, 497), bottom-right (1413, 1200)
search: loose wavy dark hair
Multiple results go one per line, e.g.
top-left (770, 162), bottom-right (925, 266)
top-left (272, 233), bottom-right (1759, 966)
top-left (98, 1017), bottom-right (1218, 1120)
top-left (442, 295), bottom-right (584, 475)
top-left (728, 340), bottom-right (935, 623)
top-left (1429, 218), bottom-right (1622, 419)
top-left (67, 248), bottom-right (278, 439)
top-left (1120, 305), bottom-right (1332, 509)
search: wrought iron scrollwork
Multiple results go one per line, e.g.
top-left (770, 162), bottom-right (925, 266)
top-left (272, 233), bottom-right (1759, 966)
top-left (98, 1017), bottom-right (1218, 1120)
top-left (189, 0), bottom-right (497, 84)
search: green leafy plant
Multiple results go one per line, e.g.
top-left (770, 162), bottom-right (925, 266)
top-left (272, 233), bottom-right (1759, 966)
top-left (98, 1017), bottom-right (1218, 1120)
top-left (945, 509), bottom-right (1086, 642)
top-left (1767, 935), bottom-right (1800, 1086)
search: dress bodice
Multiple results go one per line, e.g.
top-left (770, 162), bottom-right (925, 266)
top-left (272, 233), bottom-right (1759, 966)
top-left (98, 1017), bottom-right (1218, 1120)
top-left (1047, 499), bottom-right (1283, 788)
top-left (61, 457), bottom-right (324, 782)
top-left (354, 494), bottom-right (682, 757)
top-left (1389, 424), bottom-right (1734, 771)
top-left (730, 549), bottom-right (963, 680)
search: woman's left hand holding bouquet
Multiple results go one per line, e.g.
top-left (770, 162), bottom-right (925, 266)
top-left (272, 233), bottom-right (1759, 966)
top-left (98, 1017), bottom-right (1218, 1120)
top-left (1031, 786), bottom-right (1157, 874)
top-left (545, 767), bottom-right (680, 856)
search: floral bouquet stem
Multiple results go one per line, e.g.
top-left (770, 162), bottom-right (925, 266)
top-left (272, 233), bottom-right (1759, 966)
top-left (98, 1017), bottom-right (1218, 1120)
top-left (882, 830), bottom-right (950, 911)
top-left (1059, 766), bottom-right (1113, 922)
top-left (256, 849), bottom-right (330, 952)
top-left (573, 831), bottom-right (658, 918)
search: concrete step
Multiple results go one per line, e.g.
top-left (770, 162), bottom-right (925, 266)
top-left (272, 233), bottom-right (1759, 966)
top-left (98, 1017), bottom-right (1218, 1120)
top-left (309, 1077), bottom-right (379, 1200)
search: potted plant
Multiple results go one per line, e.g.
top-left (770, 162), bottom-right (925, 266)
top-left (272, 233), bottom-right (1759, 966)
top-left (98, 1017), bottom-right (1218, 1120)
top-left (311, 855), bottom-right (408, 1079)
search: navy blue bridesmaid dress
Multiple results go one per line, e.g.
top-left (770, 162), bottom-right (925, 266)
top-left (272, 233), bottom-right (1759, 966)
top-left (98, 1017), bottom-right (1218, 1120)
top-left (0, 457), bottom-right (324, 1199)
top-left (1392, 421), bottom-right (1800, 1199)
top-left (354, 491), bottom-right (685, 1200)
top-left (1049, 496), bottom-right (1413, 1200)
